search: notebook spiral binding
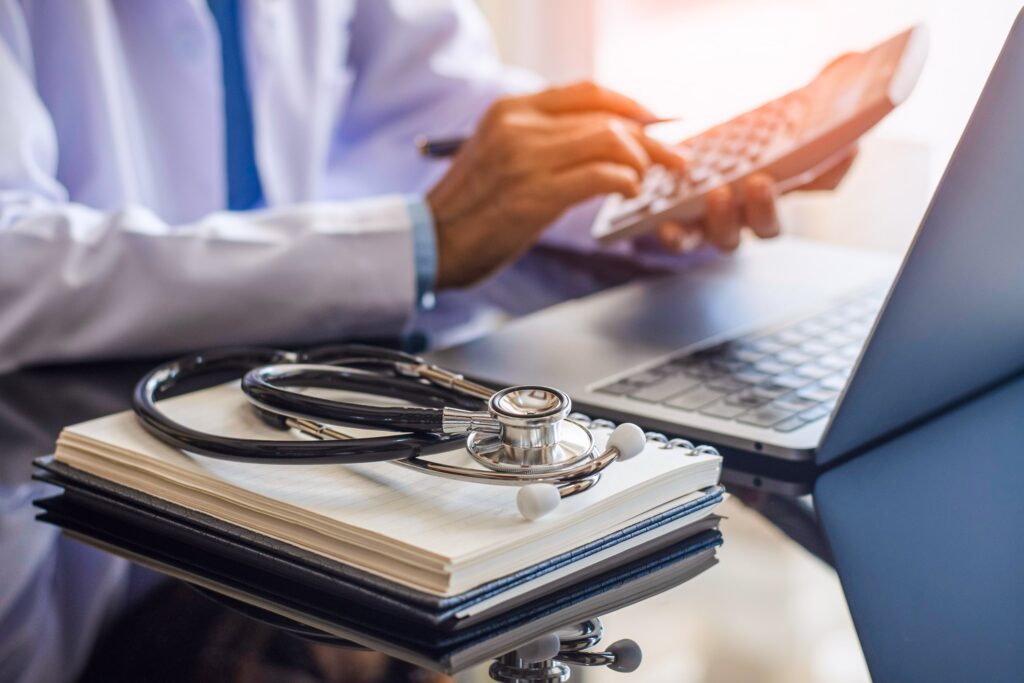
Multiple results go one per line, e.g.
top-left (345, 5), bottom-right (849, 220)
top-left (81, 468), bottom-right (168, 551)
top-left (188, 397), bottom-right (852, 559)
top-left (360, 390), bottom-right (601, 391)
top-left (568, 412), bottom-right (720, 458)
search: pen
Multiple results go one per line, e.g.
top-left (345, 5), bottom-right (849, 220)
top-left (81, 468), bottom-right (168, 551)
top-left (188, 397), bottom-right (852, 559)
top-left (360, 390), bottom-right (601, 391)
top-left (416, 117), bottom-right (681, 158)
top-left (416, 136), bottom-right (466, 158)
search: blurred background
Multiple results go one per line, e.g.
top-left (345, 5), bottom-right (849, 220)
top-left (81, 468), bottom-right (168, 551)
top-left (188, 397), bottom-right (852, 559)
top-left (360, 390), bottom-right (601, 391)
top-left (478, 0), bottom-right (1021, 252)
top-left (455, 2), bottom-right (1020, 680)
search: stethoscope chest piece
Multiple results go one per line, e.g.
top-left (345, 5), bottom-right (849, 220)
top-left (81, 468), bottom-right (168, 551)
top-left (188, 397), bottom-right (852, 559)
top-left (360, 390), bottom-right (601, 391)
top-left (466, 386), bottom-right (595, 474)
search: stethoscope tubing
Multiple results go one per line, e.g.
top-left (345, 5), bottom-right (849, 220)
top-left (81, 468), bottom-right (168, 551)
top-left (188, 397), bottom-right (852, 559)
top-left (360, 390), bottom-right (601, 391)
top-left (242, 364), bottom-right (451, 432)
top-left (132, 346), bottom-right (474, 464)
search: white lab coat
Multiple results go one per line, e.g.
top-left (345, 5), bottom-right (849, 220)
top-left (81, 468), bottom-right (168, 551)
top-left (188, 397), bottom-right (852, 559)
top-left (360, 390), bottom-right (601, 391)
top-left (0, 0), bottom-right (541, 371)
top-left (0, 4), bottom-right (550, 681)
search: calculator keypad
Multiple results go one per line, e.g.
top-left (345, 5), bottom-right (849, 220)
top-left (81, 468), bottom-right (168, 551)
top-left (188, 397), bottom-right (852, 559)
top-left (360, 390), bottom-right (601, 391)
top-left (606, 92), bottom-right (809, 232)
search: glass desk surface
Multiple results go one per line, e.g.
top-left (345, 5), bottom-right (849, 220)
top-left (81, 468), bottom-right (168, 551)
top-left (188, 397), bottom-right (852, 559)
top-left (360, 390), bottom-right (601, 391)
top-left (1, 360), bottom-right (866, 683)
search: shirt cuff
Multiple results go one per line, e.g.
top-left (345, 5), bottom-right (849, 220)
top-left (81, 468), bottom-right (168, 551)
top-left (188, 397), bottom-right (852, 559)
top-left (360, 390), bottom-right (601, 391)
top-left (406, 196), bottom-right (438, 309)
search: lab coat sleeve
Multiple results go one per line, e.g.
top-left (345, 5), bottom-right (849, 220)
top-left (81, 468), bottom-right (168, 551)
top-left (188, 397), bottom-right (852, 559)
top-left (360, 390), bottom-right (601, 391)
top-left (0, 38), bottom-right (420, 372)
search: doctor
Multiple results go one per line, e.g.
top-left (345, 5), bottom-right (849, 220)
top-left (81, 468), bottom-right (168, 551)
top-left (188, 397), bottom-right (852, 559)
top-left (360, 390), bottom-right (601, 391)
top-left (0, 0), bottom-right (851, 371)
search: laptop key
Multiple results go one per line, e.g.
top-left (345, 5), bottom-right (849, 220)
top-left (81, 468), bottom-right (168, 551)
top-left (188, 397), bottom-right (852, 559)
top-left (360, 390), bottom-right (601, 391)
top-left (819, 353), bottom-right (853, 370)
top-left (630, 370), bottom-right (665, 385)
top-left (799, 404), bottom-right (832, 422)
top-left (774, 416), bottom-right (809, 432)
top-left (738, 405), bottom-right (796, 427)
top-left (752, 382), bottom-right (791, 400)
top-left (748, 338), bottom-right (787, 354)
top-left (733, 369), bottom-right (771, 385)
top-left (707, 376), bottom-right (747, 392)
top-left (733, 348), bottom-right (768, 363)
top-left (772, 394), bottom-right (820, 412)
top-left (796, 320), bottom-right (829, 337)
top-left (797, 384), bottom-right (839, 403)
top-left (836, 343), bottom-right (861, 359)
top-left (773, 372), bottom-right (815, 389)
top-left (678, 360), bottom-right (722, 379)
top-left (819, 374), bottom-right (847, 391)
top-left (710, 358), bottom-right (748, 373)
top-left (725, 389), bottom-right (771, 408)
top-left (776, 349), bottom-right (813, 365)
top-left (753, 359), bottom-right (791, 375)
top-left (598, 379), bottom-right (642, 395)
top-left (774, 329), bottom-right (809, 345)
top-left (665, 385), bottom-right (725, 411)
top-left (630, 374), bottom-right (701, 402)
top-left (700, 399), bottom-right (749, 419)
top-left (692, 343), bottom-right (728, 357)
top-left (799, 340), bottom-right (832, 356)
top-left (822, 331), bottom-right (853, 347)
top-left (795, 363), bottom-right (833, 380)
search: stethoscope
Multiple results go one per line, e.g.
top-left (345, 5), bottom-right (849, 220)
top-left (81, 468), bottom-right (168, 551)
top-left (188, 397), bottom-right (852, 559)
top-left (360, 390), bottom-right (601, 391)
top-left (490, 618), bottom-right (642, 681)
top-left (134, 345), bottom-right (715, 521)
top-left (200, 585), bottom-right (640, 681)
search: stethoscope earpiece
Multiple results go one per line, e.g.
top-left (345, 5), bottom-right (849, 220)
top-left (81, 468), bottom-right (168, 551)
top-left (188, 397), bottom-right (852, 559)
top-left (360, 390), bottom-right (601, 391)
top-left (516, 483), bottom-right (561, 521)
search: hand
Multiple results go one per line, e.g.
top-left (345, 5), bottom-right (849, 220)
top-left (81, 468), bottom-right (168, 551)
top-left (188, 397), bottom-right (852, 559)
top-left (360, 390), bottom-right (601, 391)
top-left (655, 145), bottom-right (858, 253)
top-left (428, 82), bottom-right (686, 289)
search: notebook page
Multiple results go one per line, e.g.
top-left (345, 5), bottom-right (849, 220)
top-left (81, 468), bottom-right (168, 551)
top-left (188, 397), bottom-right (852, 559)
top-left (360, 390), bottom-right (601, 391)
top-left (61, 382), bottom-right (719, 565)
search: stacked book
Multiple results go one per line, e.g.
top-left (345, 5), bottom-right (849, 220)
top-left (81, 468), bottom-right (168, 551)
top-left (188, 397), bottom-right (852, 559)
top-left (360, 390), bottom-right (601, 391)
top-left (35, 381), bottom-right (724, 666)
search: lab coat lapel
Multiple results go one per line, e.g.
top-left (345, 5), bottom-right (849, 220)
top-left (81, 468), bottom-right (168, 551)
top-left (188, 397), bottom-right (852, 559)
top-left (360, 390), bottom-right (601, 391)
top-left (243, 0), bottom-right (356, 205)
top-left (136, 0), bottom-right (225, 221)
top-left (25, 0), bottom-right (224, 222)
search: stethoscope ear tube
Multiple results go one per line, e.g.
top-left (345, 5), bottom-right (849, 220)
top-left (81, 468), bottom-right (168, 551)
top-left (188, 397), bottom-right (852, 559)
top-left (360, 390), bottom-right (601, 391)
top-left (241, 364), bottom-right (453, 432)
top-left (132, 348), bottom-right (466, 464)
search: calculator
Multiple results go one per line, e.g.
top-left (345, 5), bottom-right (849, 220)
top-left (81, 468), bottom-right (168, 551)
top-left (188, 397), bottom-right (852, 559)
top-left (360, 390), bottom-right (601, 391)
top-left (591, 24), bottom-right (929, 244)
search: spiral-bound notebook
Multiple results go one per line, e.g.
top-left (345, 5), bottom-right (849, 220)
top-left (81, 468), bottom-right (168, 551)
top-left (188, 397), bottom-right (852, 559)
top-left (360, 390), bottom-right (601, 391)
top-left (47, 382), bottom-right (723, 598)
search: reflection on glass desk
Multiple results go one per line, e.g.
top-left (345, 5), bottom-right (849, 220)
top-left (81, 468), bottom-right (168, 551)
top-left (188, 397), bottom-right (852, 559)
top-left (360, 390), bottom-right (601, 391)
top-left (0, 360), bottom-right (867, 683)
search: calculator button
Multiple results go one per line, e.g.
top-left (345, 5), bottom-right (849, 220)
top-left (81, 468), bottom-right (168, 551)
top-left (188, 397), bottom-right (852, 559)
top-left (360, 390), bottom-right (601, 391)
top-left (688, 165), bottom-right (713, 184)
top-left (715, 156), bottom-right (740, 173)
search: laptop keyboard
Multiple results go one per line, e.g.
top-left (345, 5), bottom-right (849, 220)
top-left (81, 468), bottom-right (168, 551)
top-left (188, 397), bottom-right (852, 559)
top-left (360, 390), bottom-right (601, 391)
top-left (594, 289), bottom-right (886, 432)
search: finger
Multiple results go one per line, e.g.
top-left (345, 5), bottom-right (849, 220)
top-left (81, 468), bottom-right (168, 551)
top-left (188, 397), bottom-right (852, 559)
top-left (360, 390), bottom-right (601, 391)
top-left (528, 81), bottom-right (658, 123)
top-left (704, 185), bottom-right (742, 251)
top-left (657, 222), bottom-right (704, 253)
top-left (742, 173), bottom-right (780, 238)
top-left (795, 145), bottom-right (858, 191)
top-left (633, 132), bottom-right (688, 172)
top-left (545, 162), bottom-right (642, 208)
top-left (543, 112), bottom-right (685, 173)
top-left (537, 119), bottom-right (652, 177)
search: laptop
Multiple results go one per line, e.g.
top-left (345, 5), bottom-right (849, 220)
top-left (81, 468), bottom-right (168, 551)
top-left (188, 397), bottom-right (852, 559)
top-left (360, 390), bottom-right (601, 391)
top-left (430, 9), bottom-right (1024, 469)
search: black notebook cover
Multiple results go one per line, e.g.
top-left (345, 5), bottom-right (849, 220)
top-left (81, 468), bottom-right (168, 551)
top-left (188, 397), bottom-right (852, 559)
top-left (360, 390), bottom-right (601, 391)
top-left (33, 458), bottom-right (723, 629)
top-left (34, 484), bottom-right (721, 664)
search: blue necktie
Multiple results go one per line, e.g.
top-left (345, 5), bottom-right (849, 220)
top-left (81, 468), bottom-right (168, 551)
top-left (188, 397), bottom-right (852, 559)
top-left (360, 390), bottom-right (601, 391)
top-left (207, 0), bottom-right (264, 210)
